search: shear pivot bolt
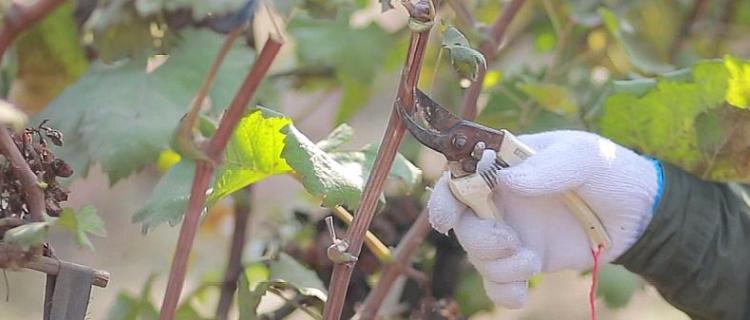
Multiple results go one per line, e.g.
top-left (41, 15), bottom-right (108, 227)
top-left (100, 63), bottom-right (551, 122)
top-left (453, 135), bottom-right (467, 149)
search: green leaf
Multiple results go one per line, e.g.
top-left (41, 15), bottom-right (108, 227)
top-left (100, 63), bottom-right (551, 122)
top-left (85, 2), bottom-right (154, 63)
top-left (518, 83), bottom-right (578, 117)
top-left (11, 1), bottom-right (87, 112)
top-left (441, 26), bottom-right (471, 48)
top-left (133, 161), bottom-right (197, 233)
top-left (209, 108), bottom-right (293, 204)
top-left (37, 28), bottom-right (253, 184)
top-left (441, 26), bottom-right (486, 81)
top-left (57, 205), bottom-right (107, 250)
top-left (316, 123), bottom-right (354, 152)
top-left (3, 221), bottom-right (53, 250)
top-left (330, 144), bottom-right (422, 192)
top-left (139, 109), bottom-right (419, 230)
top-left (596, 265), bottom-right (642, 309)
top-left (455, 269), bottom-right (493, 316)
top-left (600, 57), bottom-right (750, 181)
top-left (288, 13), bottom-right (393, 124)
top-left (238, 259), bottom-right (325, 319)
top-left (598, 7), bottom-right (673, 74)
top-left (335, 74), bottom-right (371, 125)
top-left (238, 264), bottom-right (271, 320)
top-left (106, 274), bottom-right (159, 320)
top-left (268, 253), bottom-right (327, 301)
top-left (282, 124), bottom-right (363, 209)
top-left (135, 0), bottom-right (248, 19)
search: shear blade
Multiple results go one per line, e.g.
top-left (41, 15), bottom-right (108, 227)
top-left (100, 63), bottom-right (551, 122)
top-left (415, 89), bottom-right (462, 131)
top-left (396, 97), bottom-right (451, 154)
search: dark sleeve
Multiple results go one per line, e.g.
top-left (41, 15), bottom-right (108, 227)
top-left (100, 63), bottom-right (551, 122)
top-left (613, 163), bottom-right (750, 320)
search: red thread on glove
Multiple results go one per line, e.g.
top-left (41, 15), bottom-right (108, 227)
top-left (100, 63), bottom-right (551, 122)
top-left (589, 244), bottom-right (604, 320)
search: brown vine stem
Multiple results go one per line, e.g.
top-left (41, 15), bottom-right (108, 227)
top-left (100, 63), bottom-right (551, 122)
top-left (215, 186), bottom-right (252, 320)
top-left (190, 26), bottom-right (244, 123)
top-left (321, 1), bottom-right (437, 318)
top-left (461, 0), bottom-right (526, 120)
top-left (0, 0), bottom-right (66, 222)
top-left (332, 206), bottom-right (392, 263)
top-left (159, 37), bottom-right (282, 320)
top-left (358, 211), bottom-right (430, 319)
top-left (359, 1), bottom-right (529, 317)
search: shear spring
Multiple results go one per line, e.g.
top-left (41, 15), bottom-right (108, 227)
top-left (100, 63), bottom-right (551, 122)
top-left (478, 159), bottom-right (507, 189)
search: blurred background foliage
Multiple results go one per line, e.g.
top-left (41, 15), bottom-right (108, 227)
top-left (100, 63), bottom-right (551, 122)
top-left (0, 0), bottom-right (748, 319)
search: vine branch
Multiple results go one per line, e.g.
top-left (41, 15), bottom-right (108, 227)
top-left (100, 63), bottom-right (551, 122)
top-left (461, 0), bottom-right (526, 119)
top-left (159, 36), bottom-right (282, 320)
top-left (358, 1), bottom-right (529, 316)
top-left (358, 211), bottom-right (430, 319)
top-left (321, 1), bottom-right (437, 318)
top-left (215, 186), bottom-right (252, 320)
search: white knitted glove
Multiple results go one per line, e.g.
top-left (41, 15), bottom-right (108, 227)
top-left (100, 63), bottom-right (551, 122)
top-left (427, 130), bottom-right (662, 308)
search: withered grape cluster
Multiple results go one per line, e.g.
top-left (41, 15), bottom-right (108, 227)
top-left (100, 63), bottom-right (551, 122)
top-left (1, 120), bottom-right (73, 220)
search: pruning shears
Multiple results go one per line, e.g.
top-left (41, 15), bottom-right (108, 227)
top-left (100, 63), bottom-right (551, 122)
top-left (397, 89), bottom-right (611, 250)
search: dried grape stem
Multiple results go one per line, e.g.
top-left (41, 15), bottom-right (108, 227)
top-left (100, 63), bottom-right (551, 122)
top-left (0, 0), bottom-right (67, 222)
top-left (0, 128), bottom-right (44, 222)
top-left (321, 1), bottom-right (436, 318)
top-left (461, 0), bottom-right (526, 120)
top-left (159, 37), bottom-right (282, 320)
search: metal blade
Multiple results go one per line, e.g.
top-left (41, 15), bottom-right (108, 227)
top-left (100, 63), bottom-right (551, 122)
top-left (395, 98), bottom-right (451, 154)
top-left (415, 89), bottom-right (462, 131)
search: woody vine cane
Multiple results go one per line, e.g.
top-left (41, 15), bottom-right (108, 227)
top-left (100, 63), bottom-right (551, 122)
top-left (322, 1), bottom-right (437, 319)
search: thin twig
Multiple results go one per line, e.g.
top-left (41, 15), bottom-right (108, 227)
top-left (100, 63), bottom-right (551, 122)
top-left (460, 0), bottom-right (526, 120)
top-left (215, 186), bottom-right (253, 320)
top-left (268, 288), bottom-right (322, 320)
top-left (159, 37), bottom-right (282, 320)
top-left (332, 206), bottom-right (392, 263)
top-left (358, 212), bottom-right (431, 320)
top-left (321, 1), bottom-right (437, 318)
top-left (259, 295), bottom-right (311, 320)
top-left (191, 27), bottom-right (244, 119)
top-left (0, 127), bottom-right (44, 222)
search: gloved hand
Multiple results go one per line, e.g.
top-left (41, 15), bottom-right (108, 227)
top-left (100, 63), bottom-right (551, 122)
top-left (427, 130), bottom-right (662, 308)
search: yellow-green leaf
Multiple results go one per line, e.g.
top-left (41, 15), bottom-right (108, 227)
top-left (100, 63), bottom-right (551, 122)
top-left (600, 57), bottom-right (750, 181)
top-left (209, 108), bottom-right (293, 203)
top-left (725, 55), bottom-right (750, 109)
